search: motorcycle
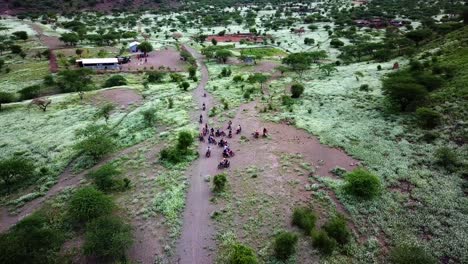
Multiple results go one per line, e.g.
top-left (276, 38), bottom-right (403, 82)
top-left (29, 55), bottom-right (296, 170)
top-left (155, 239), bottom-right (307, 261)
top-left (236, 127), bottom-right (242, 134)
top-left (205, 150), bottom-right (211, 158)
top-left (252, 132), bottom-right (259, 139)
top-left (218, 160), bottom-right (230, 169)
top-left (223, 150), bottom-right (235, 158)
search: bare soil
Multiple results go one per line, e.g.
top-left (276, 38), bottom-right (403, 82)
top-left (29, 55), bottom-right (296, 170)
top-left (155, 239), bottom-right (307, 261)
top-left (122, 48), bottom-right (188, 72)
top-left (175, 45), bottom-right (360, 263)
top-left (92, 88), bottom-right (143, 109)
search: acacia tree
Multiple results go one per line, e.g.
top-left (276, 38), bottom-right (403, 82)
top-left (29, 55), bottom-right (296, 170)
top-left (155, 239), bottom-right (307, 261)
top-left (138, 41), bottom-right (153, 56)
top-left (248, 73), bottom-right (269, 90)
top-left (215, 49), bottom-right (232, 63)
top-left (320, 64), bottom-right (338, 76)
top-left (57, 69), bottom-right (94, 100)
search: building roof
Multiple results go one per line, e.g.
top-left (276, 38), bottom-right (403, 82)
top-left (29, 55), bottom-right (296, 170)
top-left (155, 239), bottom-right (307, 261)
top-left (128, 41), bottom-right (140, 47)
top-left (77, 58), bottom-right (119, 64)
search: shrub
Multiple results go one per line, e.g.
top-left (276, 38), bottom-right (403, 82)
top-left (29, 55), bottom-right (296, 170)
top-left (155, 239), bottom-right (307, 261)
top-left (344, 168), bottom-right (381, 199)
top-left (330, 38), bottom-right (344, 48)
top-left (435, 147), bottom-right (459, 169)
top-left (84, 215), bottom-right (132, 259)
top-left (68, 187), bottom-right (114, 222)
top-left (0, 213), bottom-right (65, 264)
top-left (281, 95), bottom-right (294, 107)
top-left (359, 84), bottom-right (370, 92)
top-left (227, 243), bottom-right (258, 264)
top-left (188, 66), bottom-right (197, 79)
top-left (160, 147), bottom-right (185, 164)
top-left (291, 83), bottom-right (305, 98)
top-left (415, 107), bottom-right (441, 129)
top-left (274, 231), bottom-right (298, 261)
top-left (95, 103), bottom-right (115, 123)
top-left (74, 125), bottom-right (115, 161)
top-left (141, 108), bottom-right (156, 127)
top-left (292, 207), bottom-right (316, 233)
top-left (170, 73), bottom-right (184, 83)
top-left (0, 92), bottom-right (15, 111)
top-left (147, 71), bottom-right (165, 83)
top-left (103, 75), bottom-right (127, 88)
top-left (414, 73), bottom-right (443, 91)
top-left (312, 230), bottom-right (337, 255)
top-left (87, 164), bottom-right (121, 192)
top-left (0, 157), bottom-right (35, 193)
top-left (180, 81), bottom-right (190, 91)
top-left (323, 214), bottom-right (351, 245)
top-left (213, 174), bottom-right (227, 193)
top-left (233, 75), bottom-right (244, 83)
top-left (19, 85), bottom-right (41, 100)
top-left (389, 244), bottom-right (436, 264)
top-left (177, 131), bottom-right (194, 151)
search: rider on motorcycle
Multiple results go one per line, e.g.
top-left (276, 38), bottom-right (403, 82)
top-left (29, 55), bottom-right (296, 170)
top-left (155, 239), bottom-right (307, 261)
top-left (228, 129), bottom-right (232, 138)
top-left (199, 114), bottom-right (203, 123)
top-left (236, 125), bottom-right (242, 134)
top-left (253, 130), bottom-right (260, 138)
top-left (263, 127), bottom-right (268, 137)
top-left (202, 103), bottom-right (206, 110)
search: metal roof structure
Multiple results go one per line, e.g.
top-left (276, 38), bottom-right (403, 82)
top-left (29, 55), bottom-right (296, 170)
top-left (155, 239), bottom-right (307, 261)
top-left (76, 58), bottom-right (119, 64)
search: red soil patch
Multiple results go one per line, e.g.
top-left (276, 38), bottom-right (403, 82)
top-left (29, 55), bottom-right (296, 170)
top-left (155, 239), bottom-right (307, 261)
top-left (206, 34), bottom-right (271, 43)
top-left (122, 48), bottom-right (187, 72)
top-left (93, 88), bottom-right (142, 109)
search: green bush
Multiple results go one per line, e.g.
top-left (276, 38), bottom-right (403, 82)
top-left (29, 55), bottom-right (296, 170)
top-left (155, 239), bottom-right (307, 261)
top-left (228, 243), bottom-right (258, 264)
top-left (177, 131), bottom-right (194, 151)
top-left (414, 73), bottom-right (443, 91)
top-left (359, 84), bottom-right (370, 92)
top-left (344, 168), bottom-right (381, 199)
top-left (0, 213), bottom-right (65, 264)
top-left (0, 92), bottom-right (15, 111)
top-left (389, 244), bottom-right (436, 264)
top-left (281, 95), bottom-right (295, 107)
top-left (19, 85), bottom-right (41, 100)
top-left (87, 164), bottom-right (123, 192)
top-left (147, 71), bottom-right (165, 83)
top-left (291, 83), bottom-right (305, 98)
top-left (312, 230), bottom-right (337, 255)
top-left (84, 215), bottom-right (132, 260)
top-left (141, 108), bottom-right (156, 127)
top-left (292, 207), bottom-right (316, 233)
top-left (74, 125), bottom-right (115, 161)
top-left (68, 187), bottom-right (114, 222)
top-left (435, 147), bottom-right (459, 169)
top-left (0, 157), bottom-right (35, 193)
top-left (323, 214), bottom-right (351, 245)
top-left (213, 174), bottom-right (227, 193)
top-left (180, 81), bottom-right (190, 91)
top-left (415, 107), bottom-right (441, 129)
top-left (274, 231), bottom-right (298, 261)
top-left (103, 75), bottom-right (127, 88)
top-left (160, 147), bottom-right (185, 164)
top-left (233, 75), bottom-right (244, 83)
top-left (330, 38), bottom-right (344, 48)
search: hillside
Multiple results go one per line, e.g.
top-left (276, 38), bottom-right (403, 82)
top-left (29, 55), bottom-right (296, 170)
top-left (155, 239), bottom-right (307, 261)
top-left (0, 0), bottom-right (176, 15)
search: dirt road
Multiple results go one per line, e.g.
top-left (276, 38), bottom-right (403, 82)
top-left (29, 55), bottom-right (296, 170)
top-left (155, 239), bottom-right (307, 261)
top-left (175, 45), bottom-right (217, 264)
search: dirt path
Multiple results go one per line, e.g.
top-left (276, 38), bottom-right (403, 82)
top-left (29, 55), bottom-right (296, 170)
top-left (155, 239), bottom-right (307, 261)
top-left (176, 45), bottom-right (362, 263)
top-left (28, 23), bottom-right (63, 73)
top-left (175, 45), bottom-right (217, 264)
top-left (0, 139), bottom-right (152, 233)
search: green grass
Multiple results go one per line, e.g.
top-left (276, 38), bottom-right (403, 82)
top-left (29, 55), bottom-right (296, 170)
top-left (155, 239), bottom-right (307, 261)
top-left (236, 47), bottom-right (287, 58)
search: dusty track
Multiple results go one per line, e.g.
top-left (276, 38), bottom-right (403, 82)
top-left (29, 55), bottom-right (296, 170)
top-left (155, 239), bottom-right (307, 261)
top-left (175, 45), bottom-right (217, 264)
